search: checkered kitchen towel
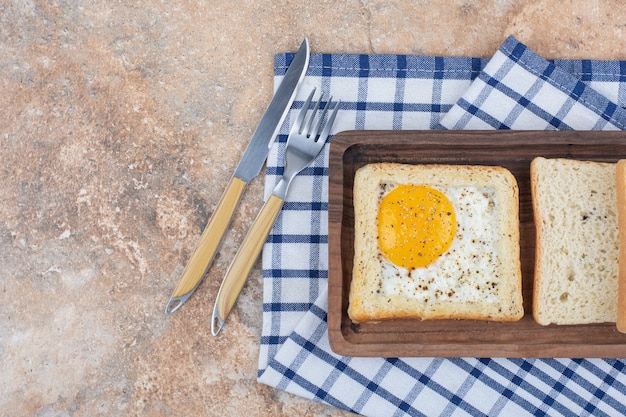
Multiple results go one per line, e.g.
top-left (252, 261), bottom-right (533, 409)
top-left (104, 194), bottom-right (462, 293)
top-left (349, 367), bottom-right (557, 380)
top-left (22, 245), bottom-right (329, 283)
top-left (257, 36), bottom-right (626, 416)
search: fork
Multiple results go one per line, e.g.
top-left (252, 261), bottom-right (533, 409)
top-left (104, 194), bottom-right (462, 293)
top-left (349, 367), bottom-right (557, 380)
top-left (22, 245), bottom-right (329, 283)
top-left (211, 88), bottom-right (340, 335)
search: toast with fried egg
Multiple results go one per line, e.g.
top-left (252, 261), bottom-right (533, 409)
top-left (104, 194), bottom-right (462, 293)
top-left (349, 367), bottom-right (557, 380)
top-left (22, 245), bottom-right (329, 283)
top-left (348, 163), bottom-right (523, 323)
top-left (531, 157), bottom-right (619, 326)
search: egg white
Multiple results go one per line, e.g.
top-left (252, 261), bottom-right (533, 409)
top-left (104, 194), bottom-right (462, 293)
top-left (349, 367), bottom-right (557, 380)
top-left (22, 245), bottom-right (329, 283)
top-left (377, 185), bottom-right (501, 304)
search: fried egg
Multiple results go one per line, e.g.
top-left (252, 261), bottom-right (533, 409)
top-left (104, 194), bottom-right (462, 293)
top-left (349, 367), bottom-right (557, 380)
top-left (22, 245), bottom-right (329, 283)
top-left (376, 183), bottom-right (501, 304)
top-left (378, 184), bottom-right (456, 269)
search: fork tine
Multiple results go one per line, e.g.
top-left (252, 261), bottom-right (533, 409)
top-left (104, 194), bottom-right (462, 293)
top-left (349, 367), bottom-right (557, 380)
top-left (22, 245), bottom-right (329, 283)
top-left (317, 100), bottom-right (341, 143)
top-left (303, 93), bottom-right (323, 136)
top-left (294, 88), bottom-right (316, 134)
top-left (311, 97), bottom-right (333, 141)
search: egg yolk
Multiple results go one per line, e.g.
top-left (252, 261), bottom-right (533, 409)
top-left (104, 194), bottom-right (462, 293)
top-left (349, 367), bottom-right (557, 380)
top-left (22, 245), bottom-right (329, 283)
top-left (378, 185), bottom-right (456, 269)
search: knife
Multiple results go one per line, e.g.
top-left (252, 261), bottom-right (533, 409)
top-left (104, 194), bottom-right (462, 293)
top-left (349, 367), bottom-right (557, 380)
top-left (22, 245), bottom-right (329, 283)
top-left (165, 38), bottom-right (310, 314)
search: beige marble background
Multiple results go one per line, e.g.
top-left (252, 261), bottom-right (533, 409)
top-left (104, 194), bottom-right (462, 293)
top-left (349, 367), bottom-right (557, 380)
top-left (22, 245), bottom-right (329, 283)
top-left (2, 1), bottom-right (626, 416)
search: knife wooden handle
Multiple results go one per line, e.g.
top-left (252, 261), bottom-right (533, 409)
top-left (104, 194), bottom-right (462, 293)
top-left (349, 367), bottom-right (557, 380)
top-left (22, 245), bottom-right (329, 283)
top-left (212, 194), bottom-right (283, 335)
top-left (165, 176), bottom-right (247, 314)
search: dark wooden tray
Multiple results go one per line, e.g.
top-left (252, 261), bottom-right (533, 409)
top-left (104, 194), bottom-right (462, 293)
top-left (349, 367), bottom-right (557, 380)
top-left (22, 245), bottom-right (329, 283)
top-left (328, 130), bottom-right (626, 358)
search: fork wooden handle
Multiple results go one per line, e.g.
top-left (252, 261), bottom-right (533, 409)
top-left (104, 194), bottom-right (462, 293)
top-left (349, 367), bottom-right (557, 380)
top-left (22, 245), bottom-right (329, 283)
top-left (212, 194), bottom-right (284, 335)
top-left (165, 177), bottom-right (247, 314)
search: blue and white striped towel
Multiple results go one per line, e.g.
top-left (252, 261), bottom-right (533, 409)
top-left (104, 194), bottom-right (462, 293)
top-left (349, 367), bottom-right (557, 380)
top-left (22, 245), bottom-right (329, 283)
top-left (257, 35), bottom-right (626, 417)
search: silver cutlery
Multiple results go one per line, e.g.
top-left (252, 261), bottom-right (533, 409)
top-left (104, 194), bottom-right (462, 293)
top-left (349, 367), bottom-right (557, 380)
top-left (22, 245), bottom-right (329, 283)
top-left (211, 88), bottom-right (341, 335)
top-left (165, 39), bottom-right (310, 314)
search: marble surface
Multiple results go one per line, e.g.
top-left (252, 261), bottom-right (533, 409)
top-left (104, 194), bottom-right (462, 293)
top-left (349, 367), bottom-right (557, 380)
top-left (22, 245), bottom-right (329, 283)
top-left (2, 1), bottom-right (626, 415)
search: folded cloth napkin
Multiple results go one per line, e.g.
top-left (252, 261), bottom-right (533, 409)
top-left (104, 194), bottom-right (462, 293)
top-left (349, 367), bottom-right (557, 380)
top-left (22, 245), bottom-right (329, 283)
top-left (257, 35), bottom-right (626, 417)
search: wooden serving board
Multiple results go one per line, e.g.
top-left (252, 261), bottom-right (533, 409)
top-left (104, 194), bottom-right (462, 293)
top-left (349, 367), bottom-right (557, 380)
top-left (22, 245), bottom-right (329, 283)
top-left (327, 130), bottom-right (626, 358)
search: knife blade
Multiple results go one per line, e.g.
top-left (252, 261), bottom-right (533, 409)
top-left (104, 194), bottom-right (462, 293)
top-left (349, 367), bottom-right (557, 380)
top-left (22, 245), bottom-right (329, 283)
top-left (165, 38), bottom-right (310, 314)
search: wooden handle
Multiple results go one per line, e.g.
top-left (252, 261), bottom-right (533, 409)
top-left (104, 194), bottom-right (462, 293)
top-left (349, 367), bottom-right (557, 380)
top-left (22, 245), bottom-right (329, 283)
top-left (165, 177), bottom-right (247, 314)
top-left (212, 194), bottom-right (283, 334)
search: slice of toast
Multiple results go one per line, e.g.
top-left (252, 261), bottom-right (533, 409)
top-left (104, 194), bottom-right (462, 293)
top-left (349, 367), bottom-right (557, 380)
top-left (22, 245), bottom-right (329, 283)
top-left (347, 163), bottom-right (523, 323)
top-left (531, 157), bottom-right (619, 326)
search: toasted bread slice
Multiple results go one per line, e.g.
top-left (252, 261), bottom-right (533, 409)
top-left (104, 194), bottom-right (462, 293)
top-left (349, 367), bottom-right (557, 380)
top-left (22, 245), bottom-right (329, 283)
top-left (531, 157), bottom-right (619, 326)
top-left (348, 163), bottom-right (523, 323)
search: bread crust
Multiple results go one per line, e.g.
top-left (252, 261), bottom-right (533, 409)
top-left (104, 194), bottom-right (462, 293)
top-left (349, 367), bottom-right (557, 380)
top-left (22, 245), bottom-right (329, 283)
top-left (530, 158), bottom-right (543, 325)
top-left (531, 157), bottom-right (619, 326)
top-left (348, 163), bottom-right (523, 323)
top-left (616, 160), bottom-right (626, 333)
